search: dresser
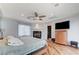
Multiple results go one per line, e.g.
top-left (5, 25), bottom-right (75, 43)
top-left (55, 30), bottom-right (68, 45)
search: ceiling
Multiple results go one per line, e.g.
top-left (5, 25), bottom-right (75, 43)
top-left (0, 3), bottom-right (79, 23)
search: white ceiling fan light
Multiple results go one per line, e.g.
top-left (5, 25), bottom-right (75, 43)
top-left (34, 17), bottom-right (39, 20)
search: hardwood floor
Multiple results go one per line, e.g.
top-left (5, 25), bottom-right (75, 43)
top-left (32, 40), bottom-right (79, 55)
top-left (52, 44), bottom-right (79, 55)
top-left (47, 40), bottom-right (79, 55)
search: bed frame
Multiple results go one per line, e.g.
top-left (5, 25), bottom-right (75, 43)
top-left (27, 45), bottom-right (48, 55)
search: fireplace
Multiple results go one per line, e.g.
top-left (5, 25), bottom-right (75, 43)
top-left (33, 31), bottom-right (41, 39)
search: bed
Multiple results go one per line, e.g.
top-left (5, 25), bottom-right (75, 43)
top-left (0, 36), bottom-right (46, 55)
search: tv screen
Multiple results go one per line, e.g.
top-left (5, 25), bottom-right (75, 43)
top-left (55, 21), bottom-right (70, 29)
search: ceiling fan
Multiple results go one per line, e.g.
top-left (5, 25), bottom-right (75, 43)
top-left (27, 12), bottom-right (46, 20)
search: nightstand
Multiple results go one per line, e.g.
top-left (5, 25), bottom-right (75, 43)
top-left (0, 37), bottom-right (3, 40)
top-left (0, 37), bottom-right (7, 46)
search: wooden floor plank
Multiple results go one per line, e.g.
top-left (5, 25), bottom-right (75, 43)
top-left (32, 40), bottom-right (79, 55)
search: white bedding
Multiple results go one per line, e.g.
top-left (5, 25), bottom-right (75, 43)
top-left (20, 36), bottom-right (46, 54)
top-left (20, 36), bottom-right (42, 44)
top-left (0, 36), bottom-right (46, 55)
top-left (7, 36), bottom-right (24, 46)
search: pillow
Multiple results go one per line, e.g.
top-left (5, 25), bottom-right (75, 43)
top-left (7, 36), bottom-right (24, 46)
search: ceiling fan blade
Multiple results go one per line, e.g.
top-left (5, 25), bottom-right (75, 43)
top-left (34, 12), bottom-right (38, 17)
top-left (39, 15), bottom-right (46, 18)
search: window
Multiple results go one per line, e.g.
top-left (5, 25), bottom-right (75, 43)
top-left (18, 24), bottom-right (31, 36)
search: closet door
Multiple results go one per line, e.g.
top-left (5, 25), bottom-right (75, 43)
top-left (47, 26), bottom-right (51, 39)
top-left (55, 30), bottom-right (68, 45)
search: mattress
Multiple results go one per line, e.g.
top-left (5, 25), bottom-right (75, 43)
top-left (0, 36), bottom-right (46, 55)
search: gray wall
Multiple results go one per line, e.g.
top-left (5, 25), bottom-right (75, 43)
top-left (0, 18), bottom-right (32, 37)
top-left (68, 16), bottom-right (79, 44)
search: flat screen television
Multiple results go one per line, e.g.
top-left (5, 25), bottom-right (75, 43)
top-left (55, 21), bottom-right (70, 29)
